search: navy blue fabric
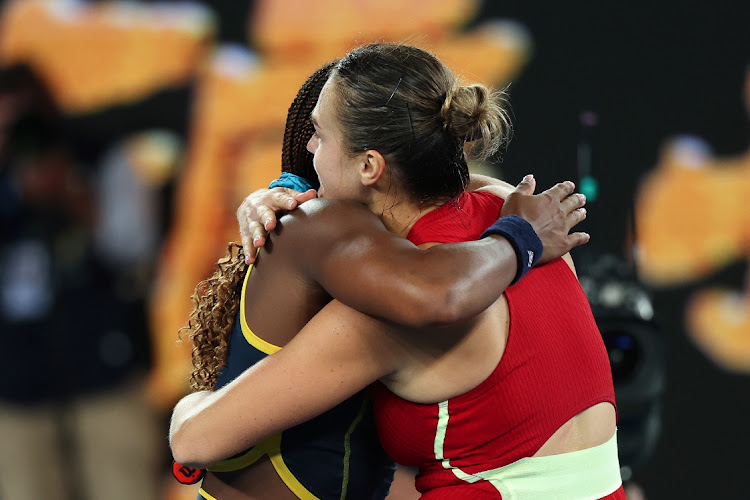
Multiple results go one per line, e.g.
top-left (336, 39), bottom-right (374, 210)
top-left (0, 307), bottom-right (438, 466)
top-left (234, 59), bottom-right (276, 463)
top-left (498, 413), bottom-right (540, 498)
top-left (206, 305), bottom-right (394, 499)
top-left (481, 215), bottom-right (543, 284)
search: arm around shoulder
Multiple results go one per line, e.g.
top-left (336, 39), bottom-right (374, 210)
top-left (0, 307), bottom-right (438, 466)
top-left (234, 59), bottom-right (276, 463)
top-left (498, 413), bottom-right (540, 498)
top-left (288, 199), bottom-right (519, 328)
top-left (169, 300), bottom-right (400, 469)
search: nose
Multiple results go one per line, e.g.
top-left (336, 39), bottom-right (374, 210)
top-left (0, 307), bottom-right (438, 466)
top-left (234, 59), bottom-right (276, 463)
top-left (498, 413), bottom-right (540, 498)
top-left (307, 134), bottom-right (317, 154)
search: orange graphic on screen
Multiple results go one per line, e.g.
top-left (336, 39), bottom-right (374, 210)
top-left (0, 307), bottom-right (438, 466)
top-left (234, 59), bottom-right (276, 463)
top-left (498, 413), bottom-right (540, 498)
top-left (148, 0), bottom-right (534, 409)
top-left (0, 0), bottom-right (535, 408)
top-left (635, 68), bottom-right (750, 372)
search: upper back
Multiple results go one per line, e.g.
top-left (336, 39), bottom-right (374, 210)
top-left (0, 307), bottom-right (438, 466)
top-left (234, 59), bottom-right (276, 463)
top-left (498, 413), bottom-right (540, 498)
top-left (371, 191), bottom-right (615, 473)
top-left (382, 191), bottom-right (510, 402)
top-left (209, 198), bottom-right (396, 498)
top-left (242, 197), bottom-right (376, 345)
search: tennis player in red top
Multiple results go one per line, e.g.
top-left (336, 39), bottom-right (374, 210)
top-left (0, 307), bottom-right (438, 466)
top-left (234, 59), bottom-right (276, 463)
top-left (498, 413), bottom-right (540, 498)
top-left (171, 42), bottom-right (622, 499)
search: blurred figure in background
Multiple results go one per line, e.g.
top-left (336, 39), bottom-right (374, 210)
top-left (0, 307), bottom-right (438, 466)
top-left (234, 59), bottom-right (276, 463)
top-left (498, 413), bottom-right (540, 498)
top-left (0, 64), bottom-right (160, 500)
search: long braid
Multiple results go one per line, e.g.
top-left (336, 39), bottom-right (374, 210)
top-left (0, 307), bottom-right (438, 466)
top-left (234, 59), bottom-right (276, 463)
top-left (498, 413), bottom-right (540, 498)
top-left (281, 61), bottom-right (337, 186)
top-left (185, 62), bottom-right (336, 391)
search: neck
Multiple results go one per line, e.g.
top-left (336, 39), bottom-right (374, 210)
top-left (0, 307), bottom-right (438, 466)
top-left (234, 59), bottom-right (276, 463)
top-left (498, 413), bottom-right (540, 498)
top-left (366, 192), bottom-right (442, 238)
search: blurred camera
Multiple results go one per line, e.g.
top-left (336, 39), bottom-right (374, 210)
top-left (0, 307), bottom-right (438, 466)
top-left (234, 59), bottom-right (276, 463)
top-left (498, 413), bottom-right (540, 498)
top-left (576, 251), bottom-right (666, 471)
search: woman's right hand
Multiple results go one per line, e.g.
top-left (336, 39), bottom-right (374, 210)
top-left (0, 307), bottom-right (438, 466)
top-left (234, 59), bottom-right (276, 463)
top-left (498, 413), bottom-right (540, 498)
top-left (500, 175), bottom-right (589, 264)
top-left (237, 187), bottom-right (317, 263)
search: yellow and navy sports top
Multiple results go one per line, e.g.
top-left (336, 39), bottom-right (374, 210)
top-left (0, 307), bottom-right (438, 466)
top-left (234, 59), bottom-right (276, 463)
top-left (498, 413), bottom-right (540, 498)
top-left (198, 268), bottom-right (395, 500)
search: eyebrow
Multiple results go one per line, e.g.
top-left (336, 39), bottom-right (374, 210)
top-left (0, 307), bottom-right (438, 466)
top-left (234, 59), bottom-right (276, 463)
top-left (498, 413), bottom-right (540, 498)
top-left (309, 112), bottom-right (319, 128)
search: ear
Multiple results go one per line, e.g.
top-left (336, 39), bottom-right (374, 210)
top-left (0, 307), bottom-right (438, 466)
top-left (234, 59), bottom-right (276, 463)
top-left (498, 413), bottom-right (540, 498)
top-left (358, 149), bottom-right (386, 186)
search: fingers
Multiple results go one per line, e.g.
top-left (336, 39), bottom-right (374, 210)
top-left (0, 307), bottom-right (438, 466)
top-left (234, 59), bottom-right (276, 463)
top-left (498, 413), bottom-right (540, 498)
top-left (237, 187), bottom-right (306, 264)
top-left (256, 205), bottom-right (278, 231)
top-left (560, 192), bottom-right (586, 215)
top-left (238, 202), bottom-right (254, 256)
top-left (512, 174), bottom-right (537, 196)
top-left (239, 226), bottom-right (252, 261)
top-left (566, 206), bottom-right (587, 229)
top-left (542, 180), bottom-right (576, 201)
top-left (567, 231), bottom-right (591, 249)
top-left (241, 221), bottom-right (266, 264)
top-left (273, 188), bottom-right (301, 211)
top-left (294, 189), bottom-right (318, 204)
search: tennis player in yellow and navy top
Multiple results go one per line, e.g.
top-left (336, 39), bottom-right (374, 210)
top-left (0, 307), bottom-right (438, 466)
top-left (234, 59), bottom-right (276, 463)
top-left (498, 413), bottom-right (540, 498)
top-left (167, 61), bottom-right (397, 499)
top-left (197, 267), bottom-right (395, 500)
top-left (170, 59), bottom-right (567, 500)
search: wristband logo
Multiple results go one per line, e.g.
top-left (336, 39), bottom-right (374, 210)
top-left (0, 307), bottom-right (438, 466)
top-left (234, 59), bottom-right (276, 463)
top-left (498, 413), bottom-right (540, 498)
top-left (527, 250), bottom-right (535, 268)
top-left (172, 461), bottom-right (205, 484)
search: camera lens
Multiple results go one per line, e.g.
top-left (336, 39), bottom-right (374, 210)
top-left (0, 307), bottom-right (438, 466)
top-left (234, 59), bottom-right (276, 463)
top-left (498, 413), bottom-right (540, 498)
top-left (601, 329), bottom-right (641, 385)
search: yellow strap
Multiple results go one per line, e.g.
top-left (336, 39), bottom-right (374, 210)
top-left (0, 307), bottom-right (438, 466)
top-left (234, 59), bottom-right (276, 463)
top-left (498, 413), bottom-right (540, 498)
top-left (206, 435), bottom-right (274, 472)
top-left (239, 255), bottom-right (281, 354)
top-left (198, 487), bottom-right (218, 500)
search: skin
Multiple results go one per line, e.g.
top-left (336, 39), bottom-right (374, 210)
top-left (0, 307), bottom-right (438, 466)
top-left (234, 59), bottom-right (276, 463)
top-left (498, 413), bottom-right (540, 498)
top-left (171, 77), bottom-right (592, 499)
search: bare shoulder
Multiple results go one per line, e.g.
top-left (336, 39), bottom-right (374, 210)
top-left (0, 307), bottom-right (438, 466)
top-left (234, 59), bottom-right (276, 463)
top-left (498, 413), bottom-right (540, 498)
top-left (287, 197), bottom-right (373, 220)
top-left (561, 252), bottom-right (578, 277)
top-left (475, 180), bottom-right (515, 200)
top-left (270, 198), bottom-right (387, 252)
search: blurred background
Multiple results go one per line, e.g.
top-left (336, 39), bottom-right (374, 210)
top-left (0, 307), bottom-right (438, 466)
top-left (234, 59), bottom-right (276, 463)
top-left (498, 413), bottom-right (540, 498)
top-left (0, 1), bottom-right (747, 499)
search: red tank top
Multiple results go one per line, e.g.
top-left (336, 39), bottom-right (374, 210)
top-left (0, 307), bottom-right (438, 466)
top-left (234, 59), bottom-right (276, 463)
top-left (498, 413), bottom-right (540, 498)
top-left (369, 191), bottom-right (617, 497)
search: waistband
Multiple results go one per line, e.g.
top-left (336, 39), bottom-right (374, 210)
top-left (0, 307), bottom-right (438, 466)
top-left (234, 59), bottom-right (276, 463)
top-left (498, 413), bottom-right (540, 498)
top-left (458, 431), bottom-right (622, 500)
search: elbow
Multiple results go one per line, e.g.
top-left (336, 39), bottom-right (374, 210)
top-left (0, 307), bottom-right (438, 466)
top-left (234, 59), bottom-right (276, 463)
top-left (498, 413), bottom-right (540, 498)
top-left (404, 286), bottom-right (464, 328)
top-left (170, 431), bottom-right (196, 469)
top-left (429, 293), bottom-right (464, 326)
top-left (170, 422), bottom-right (211, 470)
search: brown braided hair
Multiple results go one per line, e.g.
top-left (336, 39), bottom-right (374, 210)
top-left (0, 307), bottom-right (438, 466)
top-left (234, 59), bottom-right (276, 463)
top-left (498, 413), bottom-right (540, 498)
top-left (184, 61), bottom-right (337, 391)
top-left (281, 61), bottom-right (338, 187)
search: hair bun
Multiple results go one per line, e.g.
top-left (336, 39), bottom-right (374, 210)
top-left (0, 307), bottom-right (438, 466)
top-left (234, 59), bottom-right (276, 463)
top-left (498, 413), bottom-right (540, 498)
top-left (440, 83), bottom-right (511, 159)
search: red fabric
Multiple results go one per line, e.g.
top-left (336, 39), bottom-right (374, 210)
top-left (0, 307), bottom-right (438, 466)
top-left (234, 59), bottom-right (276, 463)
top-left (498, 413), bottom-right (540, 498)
top-left (370, 191), bottom-right (618, 498)
top-left (603, 485), bottom-right (628, 499)
top-left (406, 191), bottom-right (503, 245)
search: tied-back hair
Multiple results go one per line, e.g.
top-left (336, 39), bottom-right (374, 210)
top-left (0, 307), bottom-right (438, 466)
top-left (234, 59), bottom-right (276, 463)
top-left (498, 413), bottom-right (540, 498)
top-left (331, 42), bottom-right (512, 204)
top-left (281, 61), bottom-right (338, 187)
top-left (184, 62), bottom-right (336, 391)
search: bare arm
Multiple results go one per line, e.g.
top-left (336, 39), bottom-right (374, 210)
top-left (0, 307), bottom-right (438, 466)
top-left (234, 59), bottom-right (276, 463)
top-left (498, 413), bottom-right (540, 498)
top-left (467, 172), bottom-right (516, 193)
top-left (295, 199), bottom-right (519, 328)
top-left (170, 300), bottom-right (399, 468)
top-left (239, 177), bottom-right (587, 328)
top-left (240, 173), bottom-right (512, 254)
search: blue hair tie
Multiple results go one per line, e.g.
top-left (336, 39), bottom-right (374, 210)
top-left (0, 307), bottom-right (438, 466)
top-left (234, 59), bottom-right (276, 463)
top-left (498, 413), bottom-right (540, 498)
top-left (268, 172), bottom-right (314, 192)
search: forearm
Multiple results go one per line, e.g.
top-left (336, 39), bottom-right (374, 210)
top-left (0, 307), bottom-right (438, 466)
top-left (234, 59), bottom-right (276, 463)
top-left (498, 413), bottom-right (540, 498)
top-left (169, 391), bottom-right (222, 469)
top-left (428, 235), bottom-right (518, 319)
top-left (170, 387), bottom-right (269, 469)
top-left (170, 301), bottom-right (396, 468)
top-left (320, 234), bottom-right (518, 328)
top-left (392, 236), bottom-right (517, 326)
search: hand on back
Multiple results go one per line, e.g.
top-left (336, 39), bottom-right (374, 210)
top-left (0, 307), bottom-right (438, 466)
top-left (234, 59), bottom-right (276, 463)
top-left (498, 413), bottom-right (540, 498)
top-left (500, 175), bottom-right (589, 263)
top-left (236, 175), bottom-right (589, 265)
top-left (236, 187), bottom-right (317, 263)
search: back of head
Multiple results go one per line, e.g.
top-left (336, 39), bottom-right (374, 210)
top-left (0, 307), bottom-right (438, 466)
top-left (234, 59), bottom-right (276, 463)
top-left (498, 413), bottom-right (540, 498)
top-left (281, 61), bottom-right (338, 188)
top-left (330, 42), bottom-right (511, 203)
top-left (190, 61), bottom-right (336, 391)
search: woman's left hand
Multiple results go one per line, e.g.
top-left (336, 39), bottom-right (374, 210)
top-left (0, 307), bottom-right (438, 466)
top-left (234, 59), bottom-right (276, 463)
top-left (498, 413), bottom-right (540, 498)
top-left (236, 187), bottom-right (317, 263)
